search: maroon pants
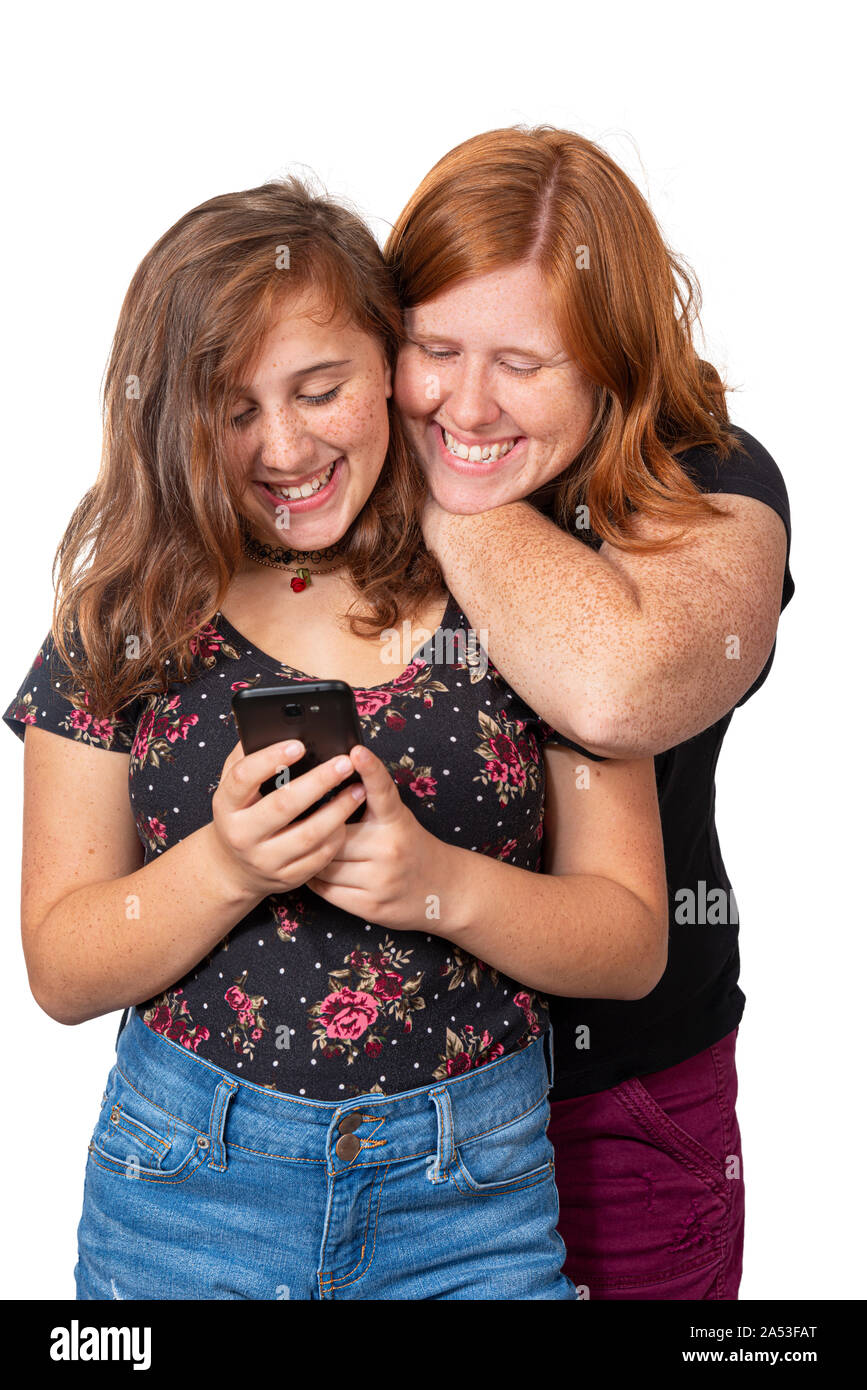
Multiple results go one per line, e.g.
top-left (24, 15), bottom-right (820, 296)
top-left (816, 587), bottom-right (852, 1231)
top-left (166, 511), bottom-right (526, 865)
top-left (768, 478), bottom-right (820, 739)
top-left (549, 1028), bottom-right (744, 1299)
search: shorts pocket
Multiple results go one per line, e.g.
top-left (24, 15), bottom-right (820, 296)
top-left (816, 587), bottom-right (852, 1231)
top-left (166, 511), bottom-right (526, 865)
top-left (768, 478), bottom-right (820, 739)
top-left (450, 1096), bottom-right (555, 1196)
top-left (612, 1077), bottom-right (726, 1195)
top-left (88, 1065), bottom-right (209, 1185)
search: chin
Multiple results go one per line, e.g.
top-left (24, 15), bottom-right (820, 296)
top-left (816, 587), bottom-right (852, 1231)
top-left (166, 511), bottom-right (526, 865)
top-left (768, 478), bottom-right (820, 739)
top-left (430, 481), bottom-right (507, 516)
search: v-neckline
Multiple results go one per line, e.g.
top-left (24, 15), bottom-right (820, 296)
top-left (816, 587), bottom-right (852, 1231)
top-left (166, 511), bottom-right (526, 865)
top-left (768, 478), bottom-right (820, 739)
top-left (213, 591), bottom-right (462, 693)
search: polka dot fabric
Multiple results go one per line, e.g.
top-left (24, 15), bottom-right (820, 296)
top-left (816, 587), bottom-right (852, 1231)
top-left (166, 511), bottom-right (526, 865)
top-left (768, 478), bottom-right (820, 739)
top-left (4, 594), bottom-right (572, 1098)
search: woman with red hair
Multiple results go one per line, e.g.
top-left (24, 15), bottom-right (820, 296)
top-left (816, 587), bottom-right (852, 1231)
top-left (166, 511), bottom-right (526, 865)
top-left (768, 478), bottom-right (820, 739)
top-left (387, 125), bottom-right (794, 1300)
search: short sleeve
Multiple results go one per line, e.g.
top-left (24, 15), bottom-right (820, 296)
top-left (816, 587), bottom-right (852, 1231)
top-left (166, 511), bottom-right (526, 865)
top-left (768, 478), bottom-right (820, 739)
top-left (539, 719), bottom-right (608, 762)
top-left (3, 628), bottom-right (140, 754)
top-left (679, 425), bottom-right (794, 612)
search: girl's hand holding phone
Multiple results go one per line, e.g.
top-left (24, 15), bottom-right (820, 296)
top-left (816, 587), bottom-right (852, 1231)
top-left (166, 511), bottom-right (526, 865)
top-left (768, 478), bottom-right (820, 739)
top-left (307, 743), bottom-right (454, 932)
top-left (208, 737), bottom-right (367, 899)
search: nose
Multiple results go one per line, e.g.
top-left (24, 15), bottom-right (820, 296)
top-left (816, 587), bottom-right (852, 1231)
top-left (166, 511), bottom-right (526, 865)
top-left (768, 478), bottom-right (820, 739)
top-left (259, 409), bottom-right (318, 473)
top-left (443, 359), bottom-right (501, 434)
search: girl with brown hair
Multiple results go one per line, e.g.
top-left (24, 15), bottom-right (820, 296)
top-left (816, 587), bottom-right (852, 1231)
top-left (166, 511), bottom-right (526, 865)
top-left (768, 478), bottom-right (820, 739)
top-left (4, 176), bottom-right (667, 1299)
top-left (386, 125), bottom-right (794, 1299)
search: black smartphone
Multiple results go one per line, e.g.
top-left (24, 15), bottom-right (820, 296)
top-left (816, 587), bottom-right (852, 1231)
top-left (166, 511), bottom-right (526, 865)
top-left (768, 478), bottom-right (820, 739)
top-left (231, 682), bottom-right (367, 822)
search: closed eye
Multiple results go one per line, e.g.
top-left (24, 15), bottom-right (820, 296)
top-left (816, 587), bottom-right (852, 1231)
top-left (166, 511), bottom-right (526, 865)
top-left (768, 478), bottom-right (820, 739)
top-left (231, 384), bottom-right (342, 426)
top-left (299, 385), bottom-right (341, 406)
top-left (417, 344), bottom-right (457, 362)
top-left (416, 343), bottom-right (541, 377)
top-left (501, 362), bottom-right (541, 377)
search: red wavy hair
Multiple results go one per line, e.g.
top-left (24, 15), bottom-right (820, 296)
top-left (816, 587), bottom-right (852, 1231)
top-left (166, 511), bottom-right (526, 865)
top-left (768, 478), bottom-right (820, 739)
top-left (385, 125), bottom-right (738, 548)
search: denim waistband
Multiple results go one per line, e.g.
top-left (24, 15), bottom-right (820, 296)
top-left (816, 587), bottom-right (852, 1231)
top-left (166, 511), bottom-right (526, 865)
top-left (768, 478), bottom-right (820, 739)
top-left (112, 1009), bottom-right (554, 1173)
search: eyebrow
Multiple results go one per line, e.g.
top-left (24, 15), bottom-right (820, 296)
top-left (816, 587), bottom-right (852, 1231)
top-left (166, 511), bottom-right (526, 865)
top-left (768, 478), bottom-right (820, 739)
top-left (234, 359), bottom-right (352, 393)
top-left (291, 358), bottom-right (352, 376)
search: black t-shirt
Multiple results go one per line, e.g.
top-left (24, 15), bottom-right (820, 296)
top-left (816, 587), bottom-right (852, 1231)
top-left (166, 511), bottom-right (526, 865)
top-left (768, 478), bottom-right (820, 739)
top-left (3, 595), bottom-right (581, 1099)
top-left (545, 426), bottom-right (795, 1098)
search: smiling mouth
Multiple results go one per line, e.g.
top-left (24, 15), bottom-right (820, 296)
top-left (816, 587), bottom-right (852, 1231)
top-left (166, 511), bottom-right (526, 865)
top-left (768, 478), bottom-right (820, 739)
top-left (256, 458), bottom-right (338, 499)
top-left (439, 426), bottom-right (519, 462)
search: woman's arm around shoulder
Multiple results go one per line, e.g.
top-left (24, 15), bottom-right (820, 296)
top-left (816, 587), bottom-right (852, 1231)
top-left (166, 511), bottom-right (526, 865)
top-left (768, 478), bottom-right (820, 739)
top-left (424, 488), bottom-right (788, 758)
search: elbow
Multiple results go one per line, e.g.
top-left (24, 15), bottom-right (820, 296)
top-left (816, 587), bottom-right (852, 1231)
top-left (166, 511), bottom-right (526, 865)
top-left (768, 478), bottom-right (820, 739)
top-left (573, 653), bottom-right (688, 758)
top-left (26, 955), bottom-right (89, 1027)
top-left (29, 976), bottom-right (87, 1027)
top-left (533, 662), bottom-right (659, 759)
top-left (24, 918), bottom-right (90, 1025)
top-left (31, 988), bottom-right (83, 1027)
top-left (616, 922), bottom-right (669, 1001)
top-left (544, 685), bottom-right (661, 761)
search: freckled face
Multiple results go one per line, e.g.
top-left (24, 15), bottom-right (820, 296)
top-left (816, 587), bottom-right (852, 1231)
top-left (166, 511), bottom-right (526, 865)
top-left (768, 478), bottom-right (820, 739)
top-left (228, 292), bottom-right (392, 549)
top-left (394, 262), bottom-right (596, 513)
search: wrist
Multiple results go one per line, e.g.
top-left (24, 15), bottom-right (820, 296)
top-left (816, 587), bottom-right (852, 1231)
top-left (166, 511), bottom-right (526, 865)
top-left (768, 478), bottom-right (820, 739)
top-left (425, 842), bottom-right (475, 941)
top-left (421, 493), bottom-right (468, 558)
top-left (197, 823), bottom-right (265, 914)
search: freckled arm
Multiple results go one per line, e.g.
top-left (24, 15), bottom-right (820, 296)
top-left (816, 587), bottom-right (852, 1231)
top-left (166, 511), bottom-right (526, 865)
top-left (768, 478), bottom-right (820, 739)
top-left (424, 494), bottom-right (787, 758)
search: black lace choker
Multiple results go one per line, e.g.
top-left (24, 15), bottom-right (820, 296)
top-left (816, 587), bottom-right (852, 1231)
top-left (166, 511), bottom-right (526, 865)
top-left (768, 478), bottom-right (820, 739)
top-left (241, 527), bottom-right (346, 593)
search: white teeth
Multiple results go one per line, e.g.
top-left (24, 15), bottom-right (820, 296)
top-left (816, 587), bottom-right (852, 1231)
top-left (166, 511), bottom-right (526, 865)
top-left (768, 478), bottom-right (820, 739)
top-left (269, 459), bottom-right (336, 499)
top-left (442, 429), bottom-right (515, 462)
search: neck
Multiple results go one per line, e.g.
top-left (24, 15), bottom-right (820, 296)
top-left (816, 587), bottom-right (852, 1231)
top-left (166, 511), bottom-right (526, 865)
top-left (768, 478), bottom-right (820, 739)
top-left (242, 524), bottom-right (346, 562)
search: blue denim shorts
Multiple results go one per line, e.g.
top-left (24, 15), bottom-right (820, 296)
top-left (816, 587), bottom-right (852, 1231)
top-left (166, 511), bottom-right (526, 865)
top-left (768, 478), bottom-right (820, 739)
top-left (75, 1010), bottom-right (575, 1300)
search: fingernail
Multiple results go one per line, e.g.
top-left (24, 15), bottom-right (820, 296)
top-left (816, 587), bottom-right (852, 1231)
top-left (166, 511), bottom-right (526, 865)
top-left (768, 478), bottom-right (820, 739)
top-left (284, 740), bottom-right (304, 756)
top-left (334, 755), bottom-right (352, 774)
top-left (351, 785), bottom-right (367, 801)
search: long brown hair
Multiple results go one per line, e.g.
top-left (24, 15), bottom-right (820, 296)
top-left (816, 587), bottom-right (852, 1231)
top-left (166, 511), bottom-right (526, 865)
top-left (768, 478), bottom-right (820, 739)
top-left (53, 177), bottom-right (441, 721)
top-left (385, 126), bottom-right (739, 549)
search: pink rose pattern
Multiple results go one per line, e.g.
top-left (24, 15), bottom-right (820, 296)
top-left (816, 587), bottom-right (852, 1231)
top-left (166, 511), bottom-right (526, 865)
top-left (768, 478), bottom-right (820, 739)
top-left (269, 894), bottom-right (307, 942)
top-left (309, 936), bottom-right (425, 1069)
top-left (434, 1023), bottom-right (508, 1080)
top-left (129, 694), bottom-right (200, 773)
top-left (143, 988), bottom-right (209, 1052)
top-left (4, 611), bottom-right (556, 1097)
top-left (473, 710), bottom-right (544, 808)
top-left (7, 684), bottom-right (128, 752)
top-left (349, 658), bottom-right (450, 742)
top-left (135, 810), bottom-right (168, 853)
top-left (224, 971), bottom-right (268, 1059)
top-left (188, 623), bottom-right (239, 668)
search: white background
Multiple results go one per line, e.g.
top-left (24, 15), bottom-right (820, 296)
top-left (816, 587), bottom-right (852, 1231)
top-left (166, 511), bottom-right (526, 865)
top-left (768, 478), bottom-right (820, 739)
top-left (1, 0), bottom-right (862, 1301)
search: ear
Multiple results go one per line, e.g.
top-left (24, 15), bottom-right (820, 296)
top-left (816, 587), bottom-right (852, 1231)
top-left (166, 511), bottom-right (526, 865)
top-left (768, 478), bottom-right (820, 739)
top-left (383, 360), bottom-right (393, 399)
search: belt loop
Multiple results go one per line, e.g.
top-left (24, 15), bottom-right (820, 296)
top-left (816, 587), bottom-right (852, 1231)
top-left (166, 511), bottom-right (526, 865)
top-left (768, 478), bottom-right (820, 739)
top-left (426, 1087), bottom-right (455, 1184)
top-left (207, 1076), bottom-right (238, 1172)
top-left (543, 1024), bottom-right (556, 1091)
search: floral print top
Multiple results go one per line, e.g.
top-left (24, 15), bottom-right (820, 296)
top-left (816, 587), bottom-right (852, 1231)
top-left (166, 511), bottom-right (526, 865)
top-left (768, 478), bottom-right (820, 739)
top-left (3, 593), bottom-right (578, 1099)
